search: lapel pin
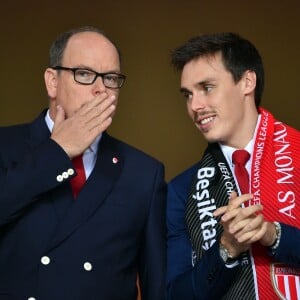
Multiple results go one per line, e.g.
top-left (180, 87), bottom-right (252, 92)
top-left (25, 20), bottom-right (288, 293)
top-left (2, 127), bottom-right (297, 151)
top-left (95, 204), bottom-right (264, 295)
top-left (112, 157), bottom-right (118, 164)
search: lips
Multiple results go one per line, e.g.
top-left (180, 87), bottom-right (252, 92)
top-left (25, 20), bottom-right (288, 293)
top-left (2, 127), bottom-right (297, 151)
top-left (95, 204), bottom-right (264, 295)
top-left (195, 113), bottom-right (216, 125)
top-left (194, 113), bottom-right (216, 132)
top-left (200, 116), bottom-right (214, 125)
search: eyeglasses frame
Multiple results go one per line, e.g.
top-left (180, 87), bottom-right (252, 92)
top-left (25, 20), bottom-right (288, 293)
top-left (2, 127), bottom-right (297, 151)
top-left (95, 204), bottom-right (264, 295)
top-left (51, 66), bottom-right (126, 88)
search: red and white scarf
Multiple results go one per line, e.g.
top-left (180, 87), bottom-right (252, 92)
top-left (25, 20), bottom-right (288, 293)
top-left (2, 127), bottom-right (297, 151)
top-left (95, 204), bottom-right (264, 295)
top-left (250, 108), bottom-right (300, 299)
top-left (185, 107), bottom-right (300, 299)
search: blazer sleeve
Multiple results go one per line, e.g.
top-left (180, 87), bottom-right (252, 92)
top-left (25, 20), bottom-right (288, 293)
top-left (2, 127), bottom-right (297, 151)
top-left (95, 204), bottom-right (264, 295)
top-left (138, 163), bottom-right (167, 300)
top-left (270, 222), bottom-right (300, 266)
top-left (0, 138), bottom-right (73, 226)
top-left (166, 173), bottom-right (239, 300)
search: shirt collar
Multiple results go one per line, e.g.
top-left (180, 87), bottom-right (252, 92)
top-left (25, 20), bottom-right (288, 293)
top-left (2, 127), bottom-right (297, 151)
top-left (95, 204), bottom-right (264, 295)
top-left (220, 114), bottom-right (261, 166)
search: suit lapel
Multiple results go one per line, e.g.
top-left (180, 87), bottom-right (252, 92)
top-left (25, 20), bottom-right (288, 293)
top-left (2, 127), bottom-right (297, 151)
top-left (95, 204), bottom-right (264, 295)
top-left (47, 133), bottom-right (123, 250)
top-left (28, 110), bottom-right (51, 146)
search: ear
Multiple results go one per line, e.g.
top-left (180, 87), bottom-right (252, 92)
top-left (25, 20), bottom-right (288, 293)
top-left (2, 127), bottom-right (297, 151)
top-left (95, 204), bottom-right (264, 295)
top-left (44, 68), bottom-right (58, 98)
top-left (242, 70), bottom-right (256, 96)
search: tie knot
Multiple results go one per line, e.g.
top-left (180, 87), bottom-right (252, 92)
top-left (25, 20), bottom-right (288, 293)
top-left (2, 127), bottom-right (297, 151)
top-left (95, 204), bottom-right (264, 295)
top-left (232, 149), bottom-right (250, 166)
top-left (72, 154), bottom-right (84, 167)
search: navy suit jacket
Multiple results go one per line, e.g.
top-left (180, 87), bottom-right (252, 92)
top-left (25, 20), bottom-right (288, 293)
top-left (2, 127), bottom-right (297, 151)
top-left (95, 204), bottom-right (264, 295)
top-left (0, 110), bottom-right (167, 300)
top-left (166, 163), bottom-right (300, 300)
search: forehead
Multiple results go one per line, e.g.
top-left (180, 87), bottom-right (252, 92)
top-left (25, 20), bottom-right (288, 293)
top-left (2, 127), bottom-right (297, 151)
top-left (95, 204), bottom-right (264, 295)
top-left (181, 53), bottom-right (230, 86)
top-left (62, 32), bottom-right (120, 69)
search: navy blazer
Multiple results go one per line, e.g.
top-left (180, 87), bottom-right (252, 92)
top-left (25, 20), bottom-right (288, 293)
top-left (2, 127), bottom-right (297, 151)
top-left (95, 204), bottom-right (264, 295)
top-left (0, 110), bottom-right (167, 300)
top-left (166, 163), bottom-right (300, 300)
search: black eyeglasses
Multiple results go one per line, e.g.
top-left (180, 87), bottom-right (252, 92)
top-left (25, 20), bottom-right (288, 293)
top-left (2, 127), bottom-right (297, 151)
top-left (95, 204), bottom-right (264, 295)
top-left (51, 66), bottom-right (126, 89)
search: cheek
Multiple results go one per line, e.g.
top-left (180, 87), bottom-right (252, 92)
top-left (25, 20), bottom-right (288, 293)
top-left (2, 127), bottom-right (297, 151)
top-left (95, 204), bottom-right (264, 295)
top-left (186, 102), bottom-right (194, 119)
top-left (110, 88), bottom-right (119, 97)
top-left (109, 90), bottom-right (119, 105)
top-left (56, 87), bottom-right (82, 117)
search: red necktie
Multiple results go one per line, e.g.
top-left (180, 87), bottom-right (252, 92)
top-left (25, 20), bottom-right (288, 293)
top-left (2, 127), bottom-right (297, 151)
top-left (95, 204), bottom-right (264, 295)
top-left (70, 154), bottom-right (86, 198)
top-left (232, 149), bottom-right (250, 194)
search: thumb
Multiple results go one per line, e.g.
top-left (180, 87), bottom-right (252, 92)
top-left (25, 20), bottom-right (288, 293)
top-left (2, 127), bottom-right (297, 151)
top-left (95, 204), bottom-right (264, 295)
top-left (230, 191), bottom-right (238, 200)
top-left (53, 105), bottom-right (66, 128)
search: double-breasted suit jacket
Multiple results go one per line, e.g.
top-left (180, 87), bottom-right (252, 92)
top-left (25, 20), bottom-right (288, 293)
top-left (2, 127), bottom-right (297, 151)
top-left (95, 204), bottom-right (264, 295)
top-left (0, 110), bottom-right (167, 300)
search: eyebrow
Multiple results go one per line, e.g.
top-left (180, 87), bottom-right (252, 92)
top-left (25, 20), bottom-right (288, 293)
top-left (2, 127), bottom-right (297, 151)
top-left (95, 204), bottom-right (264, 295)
top-left (180, 79), bottom-right (216, 93)
top-left (74, 65), bottom-right (121, 74)
top-left (179, 87), bottom-right (190, 94)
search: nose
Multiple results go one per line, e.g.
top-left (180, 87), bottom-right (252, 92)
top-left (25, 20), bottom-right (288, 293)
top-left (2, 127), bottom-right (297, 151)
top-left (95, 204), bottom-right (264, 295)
top-left (189, 94), bottom-right (205, 112)
top-left (92, 76), bottom-right (106, 95)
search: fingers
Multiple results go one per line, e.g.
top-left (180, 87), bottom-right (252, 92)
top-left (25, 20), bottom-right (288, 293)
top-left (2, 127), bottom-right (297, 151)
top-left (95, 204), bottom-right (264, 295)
top-left (86, 100), bottom-right (116, 132)
top-left (226, 192), bottom-right (253, 211)
top-left (51, 93), bottom-right (117, 158)
top-left (77, 93), bottom-right (115, 117)
top-left (53, 105), bottom-right (66, 129)
top-left (213, 192), bottom-right (237, 217)
top-left (234, 218), bottom-right (267, 244)
top-left (221, 203), bottom-right (262, 223)
top-left (222, 205), bottom-right (265, 244)
top-left (214, 191), bottom-right (273, 253)
top-left (213, 206), bottom-right (227, 217)
top-left (75, 94), bottom-right (116, 132)
top-left (213, 193), bottom-right (253, 219)
top-left (230, 212), bottom-right (264, 234)
top-left (214, 191), bottom-right (266, 252)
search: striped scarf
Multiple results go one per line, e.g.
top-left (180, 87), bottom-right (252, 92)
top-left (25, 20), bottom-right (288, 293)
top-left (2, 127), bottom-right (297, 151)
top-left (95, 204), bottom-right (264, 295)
top-left (185, 108), bottom-right (300, 299)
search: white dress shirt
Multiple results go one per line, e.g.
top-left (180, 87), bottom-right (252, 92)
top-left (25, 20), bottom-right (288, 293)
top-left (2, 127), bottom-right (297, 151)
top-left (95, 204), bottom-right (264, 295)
top-left (45, 109), bottom-right (101, 179)
top-left (219, 114), bottom-right (261, 191)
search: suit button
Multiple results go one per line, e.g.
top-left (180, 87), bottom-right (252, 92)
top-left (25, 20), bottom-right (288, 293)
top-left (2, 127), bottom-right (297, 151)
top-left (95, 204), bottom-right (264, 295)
top-left (41, 256), bottom-right (51, 265)
top-left (84, 262), bottom-right (93, 271)
top-left (56, 175), bottom-right (63, 182)
top-left (68, 168), bottom-right (75, 176)
top-left (62, 171), bottom-right (69, 179)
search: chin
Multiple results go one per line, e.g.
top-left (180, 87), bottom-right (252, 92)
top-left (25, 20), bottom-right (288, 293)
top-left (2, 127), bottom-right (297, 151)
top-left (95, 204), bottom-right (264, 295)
top-left (202, 132), bottom-right (219, 143)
